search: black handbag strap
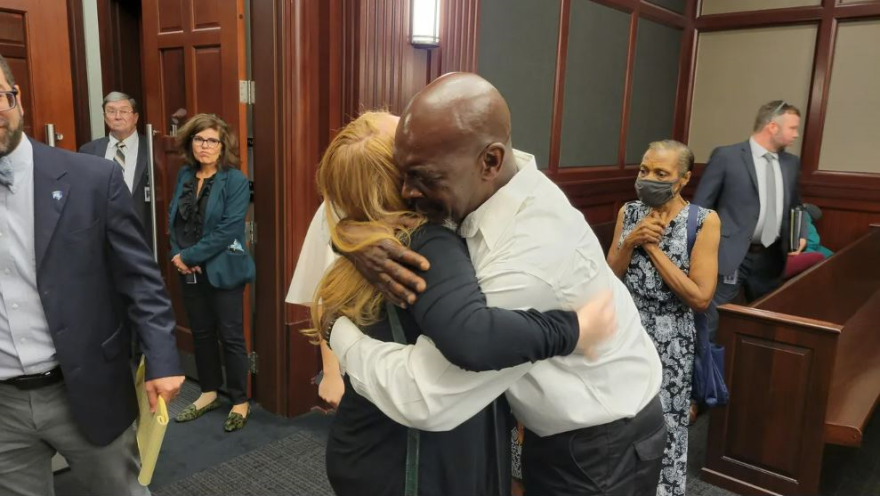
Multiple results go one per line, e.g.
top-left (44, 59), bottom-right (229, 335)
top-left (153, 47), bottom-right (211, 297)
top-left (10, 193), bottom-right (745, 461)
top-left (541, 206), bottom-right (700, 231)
top-left (386, 302), bottom-right (420, 496)
top-left (686, 203), bottom-right (697, 257)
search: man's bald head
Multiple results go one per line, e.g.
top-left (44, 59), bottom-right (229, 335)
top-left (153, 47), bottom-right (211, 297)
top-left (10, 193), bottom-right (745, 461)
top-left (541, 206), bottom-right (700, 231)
top-left (399, 72), bottom-right (511, 154)
top-left (395, 73), bottom-right (518, 225)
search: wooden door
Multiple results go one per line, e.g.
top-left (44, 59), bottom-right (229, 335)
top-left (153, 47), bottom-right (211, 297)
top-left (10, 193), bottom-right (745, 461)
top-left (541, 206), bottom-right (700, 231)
top-left (0, 0), bottom-right (77, 150)
top-left (141, 0), bottom-right (252, 393)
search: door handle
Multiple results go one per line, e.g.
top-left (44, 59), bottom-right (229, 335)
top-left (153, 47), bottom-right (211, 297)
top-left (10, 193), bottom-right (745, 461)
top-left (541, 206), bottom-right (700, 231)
top-left (44, 124), bottom-right (64, 147)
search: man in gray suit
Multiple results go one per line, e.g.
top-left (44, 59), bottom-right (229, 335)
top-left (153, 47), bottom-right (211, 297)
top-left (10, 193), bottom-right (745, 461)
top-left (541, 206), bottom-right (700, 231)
top-left (693, 100), bottom-right (808, 340)
top-left (80, 92), bottom-right (153, 247)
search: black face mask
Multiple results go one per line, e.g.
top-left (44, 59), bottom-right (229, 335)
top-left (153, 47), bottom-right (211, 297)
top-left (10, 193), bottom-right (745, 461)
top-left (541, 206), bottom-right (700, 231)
top-left (635, 178), bottom-right (679, 208)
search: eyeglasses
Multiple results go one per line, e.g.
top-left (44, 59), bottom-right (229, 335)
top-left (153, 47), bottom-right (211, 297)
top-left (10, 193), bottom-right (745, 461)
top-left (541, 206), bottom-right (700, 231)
top-left (192, 136), bottom-right (221, 149)
top-left (0, 90), bottom-right (19, 112)
top-left (104, 109), bottom-right (135, 117)
top-left (771, 100), bottom-right (788, 115)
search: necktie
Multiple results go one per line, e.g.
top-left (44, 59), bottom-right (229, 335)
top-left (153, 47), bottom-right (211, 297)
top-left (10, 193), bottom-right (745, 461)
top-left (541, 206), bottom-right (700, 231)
top-left (115, 142), bottom-right (126, 171)
top-left (0, 156), bottom-right (12, 189)
top-left (761, 152), bottom-right (779, 247)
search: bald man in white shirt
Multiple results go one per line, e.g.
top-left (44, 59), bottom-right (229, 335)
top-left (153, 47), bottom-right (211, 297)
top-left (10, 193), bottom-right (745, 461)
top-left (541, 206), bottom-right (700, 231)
top-left (325, 73), bottom-right (664, 496)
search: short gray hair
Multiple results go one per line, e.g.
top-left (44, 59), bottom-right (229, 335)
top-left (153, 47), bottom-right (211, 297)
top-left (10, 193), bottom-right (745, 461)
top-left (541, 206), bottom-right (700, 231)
top-left (645, 140), bottom-right (694, 175)
top-left (102, 91), bottom-right (138, 113)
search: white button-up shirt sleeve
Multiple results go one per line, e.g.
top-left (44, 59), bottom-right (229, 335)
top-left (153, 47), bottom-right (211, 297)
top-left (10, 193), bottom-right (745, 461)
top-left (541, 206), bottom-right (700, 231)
top-left (329, 266), bottom-right (564, 431)
top-left (330, 316), bottom-right (534, 431)
top-left (286, 202), bottom-right (337, 305)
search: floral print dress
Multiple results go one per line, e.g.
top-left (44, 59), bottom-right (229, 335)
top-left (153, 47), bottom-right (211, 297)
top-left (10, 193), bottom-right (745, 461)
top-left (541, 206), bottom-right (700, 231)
top-left (617, 200), bottom-right (709, 496)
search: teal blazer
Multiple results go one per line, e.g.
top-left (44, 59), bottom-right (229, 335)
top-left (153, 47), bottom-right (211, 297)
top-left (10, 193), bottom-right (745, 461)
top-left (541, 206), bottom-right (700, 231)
top-left (169, 166), bottom-right (255, 289)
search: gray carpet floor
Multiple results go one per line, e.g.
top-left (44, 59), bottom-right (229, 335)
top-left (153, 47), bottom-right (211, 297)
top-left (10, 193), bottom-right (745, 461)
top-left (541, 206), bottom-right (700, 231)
top-left (55, 380), bottom-right (880, 495)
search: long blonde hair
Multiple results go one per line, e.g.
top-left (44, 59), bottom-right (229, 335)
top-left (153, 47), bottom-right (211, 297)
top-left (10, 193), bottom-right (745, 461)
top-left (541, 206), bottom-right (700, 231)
top-left (304, 111), bottom-right (426, 344)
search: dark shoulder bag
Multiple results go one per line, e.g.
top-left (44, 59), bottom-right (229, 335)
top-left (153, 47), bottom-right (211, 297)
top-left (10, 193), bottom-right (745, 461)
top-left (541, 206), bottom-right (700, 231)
top-left (687, 205), bottom-right (730, 408)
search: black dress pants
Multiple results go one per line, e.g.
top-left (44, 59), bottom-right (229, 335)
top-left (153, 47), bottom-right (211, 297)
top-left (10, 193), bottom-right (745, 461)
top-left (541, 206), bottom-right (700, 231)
top-left (180, 273), bottom-right (248, 404)
top-left (707, 241), bottom-right (784, 342)
top-left (522, 395), bottom-right (666, 496)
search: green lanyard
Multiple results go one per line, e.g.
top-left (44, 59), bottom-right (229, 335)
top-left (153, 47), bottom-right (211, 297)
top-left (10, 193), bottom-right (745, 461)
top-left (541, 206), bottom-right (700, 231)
top-left (386, 302), bottom-right (420, 496)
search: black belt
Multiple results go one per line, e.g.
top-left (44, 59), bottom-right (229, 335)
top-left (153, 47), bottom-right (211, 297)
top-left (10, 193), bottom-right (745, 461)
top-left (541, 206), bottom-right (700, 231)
top-left (0, 367), bottom-right (63, 390)
top-left (749, 239), bottom-right (781, 253)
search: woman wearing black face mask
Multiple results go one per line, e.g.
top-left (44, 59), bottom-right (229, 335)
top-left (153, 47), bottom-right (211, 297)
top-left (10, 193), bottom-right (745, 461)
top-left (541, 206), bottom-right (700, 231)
top-left (607, 140), bottom-right (720, 496)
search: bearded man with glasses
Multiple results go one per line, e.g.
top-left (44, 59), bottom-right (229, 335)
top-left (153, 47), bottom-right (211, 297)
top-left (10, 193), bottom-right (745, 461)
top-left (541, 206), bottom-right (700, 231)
top-left (0, 54), bottom-right (183, 496)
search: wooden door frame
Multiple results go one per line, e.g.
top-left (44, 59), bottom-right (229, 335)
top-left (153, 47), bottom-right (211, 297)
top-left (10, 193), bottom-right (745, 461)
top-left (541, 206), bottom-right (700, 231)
top-left (251, 0), bottom-right (346, 417)
top-left (1, 0), bottom-right (78, 149)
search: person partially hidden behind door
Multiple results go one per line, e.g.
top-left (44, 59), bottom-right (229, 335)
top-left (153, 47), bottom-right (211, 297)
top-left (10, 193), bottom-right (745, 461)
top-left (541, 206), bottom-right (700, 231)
top-left (168, 113), bottom-right (255, 432)
top-left (0, 54), bottom-right (184, 496)
top-left (80, 91), bottom-right (154, 247)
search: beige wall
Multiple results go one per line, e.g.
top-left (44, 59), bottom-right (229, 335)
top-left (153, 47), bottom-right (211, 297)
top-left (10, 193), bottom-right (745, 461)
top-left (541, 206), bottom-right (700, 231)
top-left (819, 19), bottom-right (880, 173)
top-left (688, 25), bottom-right (817, 163)
top-left (701, 0), bottom-right (820, 16)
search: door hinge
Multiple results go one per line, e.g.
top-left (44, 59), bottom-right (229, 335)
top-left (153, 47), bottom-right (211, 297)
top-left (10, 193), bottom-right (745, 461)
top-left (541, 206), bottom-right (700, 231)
top-left (239, 80), bottom-right (255, 104)
top-left (246, 221), bottom-right (257, 245)
top-left (248, 351), bottom-right (259, 374)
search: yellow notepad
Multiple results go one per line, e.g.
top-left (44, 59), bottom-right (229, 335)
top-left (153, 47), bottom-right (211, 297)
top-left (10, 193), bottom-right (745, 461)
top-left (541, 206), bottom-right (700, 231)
top-left (135, 357), bottom-right (169, 486)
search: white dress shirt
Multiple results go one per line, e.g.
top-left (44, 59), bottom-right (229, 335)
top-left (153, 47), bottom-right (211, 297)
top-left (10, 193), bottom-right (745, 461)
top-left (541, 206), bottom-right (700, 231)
top-left (286, 201), bottom-right (338, 305)
top-left (105, 131), bottom-right (139, 192)
top-left (330, 150), bottom-right (662, 437)
top-left (0, 136), bottom-right (57, 379)
top-left (749, 137), bottom-right (784, 242)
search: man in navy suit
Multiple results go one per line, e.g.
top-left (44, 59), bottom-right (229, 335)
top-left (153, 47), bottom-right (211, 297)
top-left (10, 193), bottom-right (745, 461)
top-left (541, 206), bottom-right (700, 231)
top-left (693, 100), bottom-right (808, 341)
top-left (80, 91), bottom-right (153, 247)
top-left (0, 56), bottom-right (183, 495)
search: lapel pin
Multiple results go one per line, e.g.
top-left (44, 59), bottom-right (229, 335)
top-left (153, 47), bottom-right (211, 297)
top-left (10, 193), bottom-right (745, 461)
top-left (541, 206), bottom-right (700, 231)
top-left (52, 190), bottom-right (63, 201)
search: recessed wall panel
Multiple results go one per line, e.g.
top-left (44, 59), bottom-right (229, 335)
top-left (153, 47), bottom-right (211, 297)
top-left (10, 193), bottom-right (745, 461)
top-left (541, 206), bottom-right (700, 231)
top-left (477, 0), bottom-right (560, 168)
top-left (626, 19), bottom-right (682, 164)
top-left (819, 19), bottom-right (880, 173)
top-left (688, 25), bottom-right (816, 162)
top-left (559, 1), bottom-right (629, 168)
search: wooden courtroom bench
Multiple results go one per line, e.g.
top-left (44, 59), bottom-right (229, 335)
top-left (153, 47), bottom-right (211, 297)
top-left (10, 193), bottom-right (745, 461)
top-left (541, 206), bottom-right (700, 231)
top-left (702, 225), bottom-right (880, 496)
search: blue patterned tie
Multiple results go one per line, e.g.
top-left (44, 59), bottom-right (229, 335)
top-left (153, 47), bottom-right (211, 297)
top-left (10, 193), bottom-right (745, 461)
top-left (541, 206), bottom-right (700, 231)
top-left (0, 156), bottom-right (12, 189)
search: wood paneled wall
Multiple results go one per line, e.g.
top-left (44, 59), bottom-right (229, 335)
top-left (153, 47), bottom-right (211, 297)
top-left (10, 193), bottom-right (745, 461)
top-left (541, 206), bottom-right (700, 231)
top-left (438, 0), bottom-right (480, 75)
top-left (252, 0), bottom-right (334, 417)
top-left (355, 0), bottom-right (427, 115)
top-left (343, 0), bottom-right (480, 119)
top-left (67, 0), bottom-right (92, 148)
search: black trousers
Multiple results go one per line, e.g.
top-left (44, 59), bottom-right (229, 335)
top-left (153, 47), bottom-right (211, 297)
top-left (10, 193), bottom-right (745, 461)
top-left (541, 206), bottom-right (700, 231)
top-left (179, 273), bottom-right (248, 404)
top-left (522, 395), bottom-right (666, 496)
top-left (707, 242), bottom-right (784, 342)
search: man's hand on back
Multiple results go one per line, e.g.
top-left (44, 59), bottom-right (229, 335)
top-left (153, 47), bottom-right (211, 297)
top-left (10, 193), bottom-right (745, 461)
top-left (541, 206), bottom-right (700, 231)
top-left (337, 221), bottom-right (430, 307)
